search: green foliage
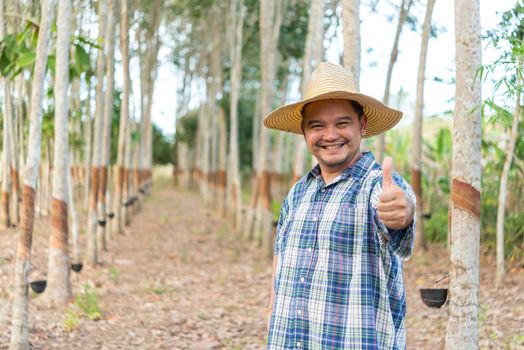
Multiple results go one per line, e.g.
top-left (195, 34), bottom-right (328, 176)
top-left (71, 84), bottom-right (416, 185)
top-left (0, 22), bottom-right (38, 78)
top-left (75, 284), bottom-right (101, 321)
top-left (278, 0), bottom-right (309, 62)
top-left (64, 307), bottom-right (81, 331)
top-left (152, 125), bottom-right (174, 165)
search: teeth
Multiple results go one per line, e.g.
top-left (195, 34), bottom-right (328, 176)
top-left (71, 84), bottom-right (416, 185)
top-left (323, 144), bottom-right (343, 149)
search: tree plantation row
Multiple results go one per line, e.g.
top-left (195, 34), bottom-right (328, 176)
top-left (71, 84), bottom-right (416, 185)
top-left (1, 0), bottom-right (160, 348)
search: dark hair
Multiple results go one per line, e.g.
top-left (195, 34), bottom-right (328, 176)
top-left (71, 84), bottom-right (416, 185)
top-left (300, 100), bottom-right (364, 132)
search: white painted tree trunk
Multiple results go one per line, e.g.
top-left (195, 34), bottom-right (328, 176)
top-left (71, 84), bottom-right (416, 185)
top-left (227, 0), bottom-right (244, 229)
top-left (0, 0), bottom-right (12, 227)
top-left (9, 0), bottom-right (55, 347)
top-left (341, 0), bottom-right (361, 87)
top-left (87, 0), bottom-right (107, 265)
top-left (341, 0), bottom-right (368, 152)
top-left (255, 0), bottom-right (284, 255)
top-left (46, 0), bottom-right (73, 305)
top-left (98, 0), bottom-right (116, 249)
top-left (83, 80), bottom-right (93, 210)
top-left (292, 0), bottom-right (324, 184)
top-left (411, 0), bottom-right (436, 253)
top-left (445, 0), bottom-right (482, 348)
top-left (113, 0), bottom-right (129, 235)
top-left (377, 0), bottom-right (413, 162)
top-left (496, 60), bottom-right (522, 286)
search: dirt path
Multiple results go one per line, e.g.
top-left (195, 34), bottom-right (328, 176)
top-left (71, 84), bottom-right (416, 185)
top-left (1, 182), bottom-right (523, 349)
top-left (1, 185), bottom-right (271, 349)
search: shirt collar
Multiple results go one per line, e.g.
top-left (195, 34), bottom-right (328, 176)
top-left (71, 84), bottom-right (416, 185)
top-left (308, 152), bottom-right (376, 183)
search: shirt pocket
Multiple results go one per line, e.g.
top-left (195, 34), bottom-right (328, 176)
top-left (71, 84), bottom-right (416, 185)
top-left (331, 203), bottom-right (367, 256)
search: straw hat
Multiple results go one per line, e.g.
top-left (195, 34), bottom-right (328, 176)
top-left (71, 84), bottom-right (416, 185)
top-left (263, 62), bottom-right (403, 138)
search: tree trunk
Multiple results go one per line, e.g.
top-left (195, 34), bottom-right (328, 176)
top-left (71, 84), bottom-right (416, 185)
top-left (341, 0), bottom-right (368, 152)
top-left (113, 0), bottom-right (129, 235)
top-left (46, 0), bottom-right (72, 305)
top-left (123, 117), bottom-right (133, 227)
top-left (341, 0), bottom-right (361, 87)
top-left (496, 59), bottom-right (522, 286)
top-left (9, 0), bottom-right (55, 347)
top-left (83, 79), bottom-right (93, 210)
top-left (377, 0), bottom-right (413, 162)
top-left (87, 0), bottom-right (108, 265)
top-left (411, 0), bottom-right (435, 253)
top-left (445, 0), bottom-right (482, 348)
top-left (226, 0), bottom-right (244, 228)
top-left (1, 0), bottom-right (12, 226)
top-left (98, 0), bottom-right (116, 248)
top-left (254, 0), bottom-right (284, 256)
top-left (291, 0), bottom-right (324, 184)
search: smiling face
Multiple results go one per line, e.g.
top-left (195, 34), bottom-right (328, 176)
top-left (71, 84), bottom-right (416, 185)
top-left (302, 99), bottom-right (367, 178)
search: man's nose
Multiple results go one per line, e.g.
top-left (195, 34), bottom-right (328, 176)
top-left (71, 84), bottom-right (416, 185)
top-left (322, 125), bottom-right (338, 141)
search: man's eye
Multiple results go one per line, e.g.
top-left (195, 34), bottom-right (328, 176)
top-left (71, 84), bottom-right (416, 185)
top-left (311, 124), bottom-right (322, 129)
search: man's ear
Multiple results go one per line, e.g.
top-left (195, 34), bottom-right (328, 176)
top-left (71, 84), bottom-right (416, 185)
top-left (360, 115), bottom-right (367, 136)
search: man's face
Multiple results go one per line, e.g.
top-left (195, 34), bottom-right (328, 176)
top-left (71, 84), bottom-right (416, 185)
top-left (302, 99), bottom-right (367, 173)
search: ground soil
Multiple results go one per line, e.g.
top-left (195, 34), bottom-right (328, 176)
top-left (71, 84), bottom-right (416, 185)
top-left (0, 181), bottom-right (523, 349)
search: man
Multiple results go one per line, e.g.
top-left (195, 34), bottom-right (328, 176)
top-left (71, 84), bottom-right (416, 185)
top-left (263, 62), bottom-right (416, 349)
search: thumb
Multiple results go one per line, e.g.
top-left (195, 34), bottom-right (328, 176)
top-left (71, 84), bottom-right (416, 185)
top-left (382, 156), bottom-right (394, 189)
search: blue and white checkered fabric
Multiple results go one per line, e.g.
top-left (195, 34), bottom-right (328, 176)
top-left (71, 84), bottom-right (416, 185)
top-left (268, 152), bottom-right (415, 350)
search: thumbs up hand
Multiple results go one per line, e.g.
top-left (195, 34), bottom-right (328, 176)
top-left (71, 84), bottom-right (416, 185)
top-left (378, 157), bottom-right (415, 230)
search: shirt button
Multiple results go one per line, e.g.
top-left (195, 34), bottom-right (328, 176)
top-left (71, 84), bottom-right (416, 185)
top-left (321, 188), bottom-right (325, 193)
top-left (300, 277), bottom-right (305, 283)
top-left (307, 247), bottom-right (312, 253)
top-left (312, 216), bottom-right (318, 222)
top-left (297, 309), bottom-right (302, 315)
top-left (297, 341), bottom-right (302, 348)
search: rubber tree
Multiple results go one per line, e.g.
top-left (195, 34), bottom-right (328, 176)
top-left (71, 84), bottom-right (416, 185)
top-left (113, 0), bottom-right (130, 235)
top-left (411, 0), bottom-right (436, 253)
top-left (87, 0), bottom-right (107, 265)
top-left (46, 0), bottom-right (73, 305)
top-left (291, 0), bottom-right (324, 185)
top-left (9, 0), bottom-right (55, 347)
top-left (376, 0), bottom-right (413, 163)
top-left (445, 0), bottom-right (482, 348)
top-left (251, 0), bottom-right (284, 256)
top-left (0, 0), bottom-right (12, 229)
top-left (98, 0), bottom-right (116, 247)
top-left (226, 0), bottom-right (244, 229)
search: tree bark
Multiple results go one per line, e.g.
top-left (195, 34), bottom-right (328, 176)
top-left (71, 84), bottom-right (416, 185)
top-left (98, 0), bottom-right (116, 248)
top-left (113, 0), bottom-right (130, 235)
top-left (377, 0), bottom-right (413, 162)
top-left (446, 0), bottom-right (482, 347)
top-left (226, 0), bottom-right (244, 228)
top-left (291, 0), bottom-right (324, 184)
top-left (9, 0), bottom-right (55, 347)
top-left (411, 0), bottom-right (435, 253)
top-left (341, 0), bottom-right (361, 87)
top-left (87, 0), bottom-right (107, 265)
top-left (254, 0), bottom-right (284, 256)
top-left (46, 0), bottom-right (73, 305)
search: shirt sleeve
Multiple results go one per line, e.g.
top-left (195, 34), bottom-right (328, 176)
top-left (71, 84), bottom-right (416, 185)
top-left (370, 172), bottom-right (416, 260)
top-left (274, 197), bottom-right (289, 256)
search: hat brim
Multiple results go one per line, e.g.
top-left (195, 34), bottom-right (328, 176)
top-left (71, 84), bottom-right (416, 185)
top-left (263, 91), bottom-right (403, 138)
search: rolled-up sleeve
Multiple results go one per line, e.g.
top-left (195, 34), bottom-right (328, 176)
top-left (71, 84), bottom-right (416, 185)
top-left (274, 198), bottom-right (289, 256)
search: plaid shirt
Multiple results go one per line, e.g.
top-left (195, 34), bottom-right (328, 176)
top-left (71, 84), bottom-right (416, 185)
top-left (268, 152), bottom-right (415, 350)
